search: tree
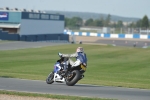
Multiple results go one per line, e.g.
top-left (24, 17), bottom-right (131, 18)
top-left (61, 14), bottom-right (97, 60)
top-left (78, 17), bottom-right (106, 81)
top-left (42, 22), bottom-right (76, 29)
top-left (111, 23), bottom-right (117, 28)
top-left (65, 18), bottom-right (70, 27)
top-left (141, 15), bottom-right (149, 29)
top-left (84, 18), bottom-right (94, 26)
top-left (136, 19), bottom-right (142, 28)
top-left (99, 17), bottom-right (104, 27)
top-left (104, 14), bottom-right (111, 27)
top-left (93, 19), bottom-right (103, 27)
top-left (68, 17), bottom-right (83, 29)
top-left (117, 20), bottom-right (123, 28)
top-left (129, 22), bottom-right (136, 28)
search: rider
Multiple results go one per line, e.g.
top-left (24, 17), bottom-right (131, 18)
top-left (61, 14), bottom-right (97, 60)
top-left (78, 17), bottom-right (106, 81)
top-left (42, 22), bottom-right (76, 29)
top-left (58, 47), bottom-right (87, 71)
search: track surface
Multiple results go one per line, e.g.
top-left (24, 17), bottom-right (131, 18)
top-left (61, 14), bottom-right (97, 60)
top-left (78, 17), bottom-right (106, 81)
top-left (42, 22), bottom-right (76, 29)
top-left (0, 39), bottom-right (150, 51)
top-left (95, 39), bottom-right (150, 48)
top-left (0, 41), bottom-right (69, 50)
top-left (0, 78), bottom-right (150, 100)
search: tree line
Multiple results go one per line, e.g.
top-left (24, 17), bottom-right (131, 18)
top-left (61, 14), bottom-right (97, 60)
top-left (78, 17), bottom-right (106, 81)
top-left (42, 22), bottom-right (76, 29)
top-left (65, 14), bottom-right (149, 30)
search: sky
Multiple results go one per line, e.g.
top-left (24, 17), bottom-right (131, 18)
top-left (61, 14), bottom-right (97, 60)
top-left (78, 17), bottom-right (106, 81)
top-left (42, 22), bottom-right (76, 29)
top-left (0, 0), bottom-right (149, 18)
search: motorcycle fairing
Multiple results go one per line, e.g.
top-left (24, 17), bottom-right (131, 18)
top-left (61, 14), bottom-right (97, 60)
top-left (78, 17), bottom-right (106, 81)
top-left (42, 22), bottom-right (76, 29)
top-left (53, 63), bottom-right (61, 73)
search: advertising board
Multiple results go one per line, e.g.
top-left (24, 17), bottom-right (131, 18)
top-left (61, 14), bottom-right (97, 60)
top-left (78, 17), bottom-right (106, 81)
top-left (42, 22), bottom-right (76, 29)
top-left (0, 12), bottom-right (9, 20)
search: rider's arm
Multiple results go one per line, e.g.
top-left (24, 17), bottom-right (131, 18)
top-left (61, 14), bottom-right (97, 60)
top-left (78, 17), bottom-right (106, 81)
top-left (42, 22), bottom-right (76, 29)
top-left (61, 53), bottom-right (78, 58)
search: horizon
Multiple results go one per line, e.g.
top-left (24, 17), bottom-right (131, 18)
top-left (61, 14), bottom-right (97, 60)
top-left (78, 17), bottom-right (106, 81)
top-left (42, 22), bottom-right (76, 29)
top-left (46, 10), bottom-right (144, 19)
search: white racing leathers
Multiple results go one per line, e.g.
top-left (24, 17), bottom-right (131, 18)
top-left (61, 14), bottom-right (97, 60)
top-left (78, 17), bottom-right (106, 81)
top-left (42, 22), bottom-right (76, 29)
top-left (61, 52), bottom-right (87, 68)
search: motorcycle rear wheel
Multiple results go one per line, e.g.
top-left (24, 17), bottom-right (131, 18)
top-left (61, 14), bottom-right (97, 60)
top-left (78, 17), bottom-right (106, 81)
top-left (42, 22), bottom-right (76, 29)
top-left (46, 72), bottom-right (54, 84)
top-left (66, 70), bottom-right (80, 86)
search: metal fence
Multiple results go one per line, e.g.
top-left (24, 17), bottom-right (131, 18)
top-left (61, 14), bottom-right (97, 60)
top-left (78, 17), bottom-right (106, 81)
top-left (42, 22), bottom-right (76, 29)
top-left (111, 28), bottom-right (150, 34)
top-left (76, 27), bottom-right (150, 34)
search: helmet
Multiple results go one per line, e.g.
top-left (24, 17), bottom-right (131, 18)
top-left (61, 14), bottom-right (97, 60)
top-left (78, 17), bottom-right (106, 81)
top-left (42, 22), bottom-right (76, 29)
top-left (76, 47), bottom-right (84, 52)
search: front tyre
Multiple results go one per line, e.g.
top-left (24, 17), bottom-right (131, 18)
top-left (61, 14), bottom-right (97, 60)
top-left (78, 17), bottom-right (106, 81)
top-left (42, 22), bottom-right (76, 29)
top-left (66, 70), bottom-right (80, 86)
top-left (46, 72), bottom-right (54, 84)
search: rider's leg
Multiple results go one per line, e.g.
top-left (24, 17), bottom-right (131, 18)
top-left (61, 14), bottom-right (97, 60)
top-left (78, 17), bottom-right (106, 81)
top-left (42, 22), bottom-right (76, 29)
top-left (64, 58), bottom-right (74, 69)
top-left (68, 58), bottom-right (74, 66)
top-left (72, 59), bottom-right (81, 67)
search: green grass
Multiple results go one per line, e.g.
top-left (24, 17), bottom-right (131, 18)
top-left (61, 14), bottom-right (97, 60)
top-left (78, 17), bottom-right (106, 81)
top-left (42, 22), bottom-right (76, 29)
top-left (0, 44), bottom-right (150, 89)
top-left (0, 90), bottom-right (112, 100)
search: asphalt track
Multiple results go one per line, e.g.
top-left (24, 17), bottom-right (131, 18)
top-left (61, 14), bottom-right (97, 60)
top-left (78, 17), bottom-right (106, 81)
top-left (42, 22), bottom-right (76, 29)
top-left (0, 78), bottom-right (150, 100)
top-left (0, 40), bottom-right (150, 100)
top-left (95, 39), bottom-right (150, 48)
top-left (0, 39), bottom-right (150, 51)
top-left (0, 41), bottom-right (70, 50)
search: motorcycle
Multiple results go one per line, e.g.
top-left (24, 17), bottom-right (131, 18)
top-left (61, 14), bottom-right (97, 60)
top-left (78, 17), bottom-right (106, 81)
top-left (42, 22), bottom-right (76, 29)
top-left (46, 57), bottom-right (86, 86)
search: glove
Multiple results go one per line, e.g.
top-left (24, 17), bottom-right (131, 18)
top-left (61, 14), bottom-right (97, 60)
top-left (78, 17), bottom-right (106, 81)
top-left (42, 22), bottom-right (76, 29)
top-left (58, 52), bottom-right (63, 57)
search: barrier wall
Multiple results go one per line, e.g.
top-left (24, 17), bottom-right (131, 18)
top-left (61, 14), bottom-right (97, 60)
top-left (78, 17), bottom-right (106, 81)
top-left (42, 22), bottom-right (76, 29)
top-left (0, 30), bottom-right (20, 40)
top-left (0, 30), bottom-right (69, 41)
top-left (20, 34), bottom-right (69, 41)
top-left (1, 30), bottom-right (150, 41)
top-left (64, 31), bottom-right (150, 39)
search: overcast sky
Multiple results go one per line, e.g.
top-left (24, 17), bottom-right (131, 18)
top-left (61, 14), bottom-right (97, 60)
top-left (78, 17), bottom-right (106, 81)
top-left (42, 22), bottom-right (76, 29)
top-left (0, 0), bottom-right (149, 18)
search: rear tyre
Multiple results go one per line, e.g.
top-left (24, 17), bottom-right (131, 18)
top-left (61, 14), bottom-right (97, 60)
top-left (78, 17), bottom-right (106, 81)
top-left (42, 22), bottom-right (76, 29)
top-left (66, 70), bottom-right (80, 86)
top-left (46, 72), bottom-right (54, 84)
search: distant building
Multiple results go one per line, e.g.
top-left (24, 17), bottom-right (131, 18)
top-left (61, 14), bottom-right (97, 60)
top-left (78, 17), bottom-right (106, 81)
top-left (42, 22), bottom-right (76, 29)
top-left (0, 7), bottom-right (69, 41)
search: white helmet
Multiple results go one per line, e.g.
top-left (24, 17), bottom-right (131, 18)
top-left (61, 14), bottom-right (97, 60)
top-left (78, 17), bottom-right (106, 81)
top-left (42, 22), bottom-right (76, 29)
top-left (76, 47), bottom-right (84, 52)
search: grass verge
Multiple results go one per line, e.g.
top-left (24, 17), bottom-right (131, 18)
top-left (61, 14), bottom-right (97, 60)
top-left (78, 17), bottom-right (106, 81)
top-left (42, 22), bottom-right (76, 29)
top-left (0, 44), bottom-right (150, 89)
top-left (0, 90), bottom-right (114, 100)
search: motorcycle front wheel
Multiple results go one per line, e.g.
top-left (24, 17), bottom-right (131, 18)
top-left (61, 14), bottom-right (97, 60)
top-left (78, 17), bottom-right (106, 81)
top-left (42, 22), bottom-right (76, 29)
top-left (65, 70), bottom-right (80, 86)
top-left (46, 72), bottom-right (54, 84)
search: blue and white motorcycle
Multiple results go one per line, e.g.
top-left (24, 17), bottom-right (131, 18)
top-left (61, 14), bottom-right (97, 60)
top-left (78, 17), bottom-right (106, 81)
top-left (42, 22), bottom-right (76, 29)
top-left (46, 57), bottom-right (86, 86)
